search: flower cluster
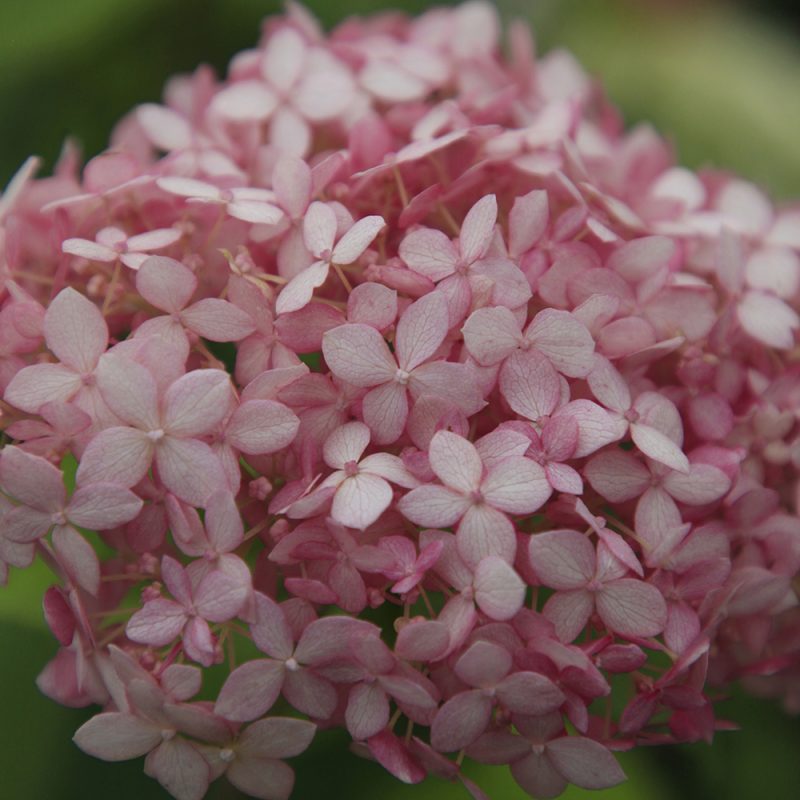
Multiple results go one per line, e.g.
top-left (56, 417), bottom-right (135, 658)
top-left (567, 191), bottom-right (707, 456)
top-left (1, 2), bottom-right (799, 799)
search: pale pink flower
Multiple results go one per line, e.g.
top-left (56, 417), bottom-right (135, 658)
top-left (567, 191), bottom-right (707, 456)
top-left (4, 288), bottom-right (110, 417)
top-left (322, 291), bottom-right (483, 443)
top-left (62, 225), bottom-right (181, 270)
top-left (0, 445), bottom-right (142, 593)
top-left (157, 177), bottom-right (285, 226)
top-left (529, 529), bottom-right (667, 642)
top-left (312, 421), bottom-right (418, 530)
top-left (76, 354), bottom-right (232, 506)
top-left (468, 711), bottom-right (626, 797)
top-left (200, 717), bottom-right (316, 800)
top-left (276, 202), bottom-right (384, 314)
top-left (399, 430), bottom-right (550, 566)
top-left (431, 640), bottom-right (564, 753)
top-left (134, 256), bottom-right (256, 355)
top-left (399, 194), bottom-right (531, 323)
top-left (127, 555), bottom-right (248, 666)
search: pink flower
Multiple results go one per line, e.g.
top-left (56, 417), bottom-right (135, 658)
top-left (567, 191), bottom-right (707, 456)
top-left (63, 225), bottom-right (181, 270)
top-left (127, 555), bottom-right (248, 666)
top-left (276, 202), bottom-right (385, 314)
top-left (529, 529), bottom-right (667, 642)
top-left (323, 291), bottom-right (483, 444)
top-left (399, 430), bottom-right (550, 566)
top-left (76, 354), bottom-right (232, 506)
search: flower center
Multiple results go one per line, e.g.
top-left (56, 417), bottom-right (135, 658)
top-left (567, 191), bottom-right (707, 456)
top-left (219, 748), bottom-right (236, 763)
top-left (147, 428), bottom-right (165, 442)
top-left (395, 368), bottom-right (411, 386)
top-left (344, 460), bottom-right (359, 478)
top-left (285, 657), bottom-right (299, 672)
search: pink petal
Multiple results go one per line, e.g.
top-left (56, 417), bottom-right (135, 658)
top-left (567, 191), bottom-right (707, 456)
top-left (215, 659), bottom-right (284, 721)
top-left (457, 504), bottom-right (516, 566)
top-left (210, 80), bottom-right (277, 121)
top-left (525, 309), bottom-right (594, 378)
top-left (543, 589), bottom-right (595, 643)
top-left (631, 423), bottom-right (690, 473)
top-left (331, 473), bottom-right (393, 530)
top-left (481, 457), bottom-right (551, 514)
top-left (359, 453), bottom-right (418, 488)
top-left (127, 599), bottom-right (187, 645)
top-left (455, 640), bottom-right (511, 688)
top-left (226, 399), bottom-right (299, 455)
top-left (395, 290), bottom-right (449, 372)
top-left (227, 200), bottom-right (284, 225)
top-left (459, 194), bottom-right (497, 264)
top-left (461, 306), bottom-right (521, 366)
top-left (163, 370), bottom-right (233, 437)
top-left (585, 450), bottom-right (651, 502)
top-left (137, 104), bottom-right (191, 150)
top-left (73, 712), bottom-right (160, 761)
top-left (528, 529), bottom-right (595, 589)
top-left (275, 261), bottom-right (331, 315)
top-left (332, 216), bottom-right (385, 264)
top-left (473, 556), bottom-right (525, 620)
top-left (181, 299), bottom-right (256, 341)
top-left (273, 155), bottom-right (312, 218)
top-left (738, 290), bottom-right (799, 349)
top-left (283, 669), bottom-right (337, 719)
top-left (596, 579), bottom-right (667, 638)
top-left (302, 201), bottom-right (338, 259)
top-left (362, 381), bottom-right (409, 445)
top-left (3, 506), bottom-right (53, 544)
top-left (394, 621), bottom-right (450, 661)
top-left (323, 420), bottom-right (371, 469)
top-left (431, 690), bottom-right (492, 752)
top-left (428, 430), bottom-right (482, 493)
top-left (551, 399), bottom-right (624, 458)
top-left (76, 427), bottom-right (153, 489)
top-left (397, 484), bottom-right (472, 527)
top-left (194, 569), bottom-right (247, 622)
top-left (238, 715), bottom-right (317, 760)
top-left (67, 484), bottom-right (144, 530)
top-left (509, 189), bottom-right (548, 257)
top-left (347, 283), bottom-right (397, 329)
top-left (322, 323), bottom-right (396, 386)
top-left (547, 737), bottom-right (626, 790)
top-left (44, 288), bottom-right (108, 373)
top-left (126, 228), bottom-right (182, 252)
top-left (143, 738), bottom-right (210, 800)
top-left (496, 672), bottom-right (565, 715)
top-left (587, 355), bottom-right (631, 413)
top-left (367, 730), bottom-right (425, 785)
top-left (227, 758), bottom-right (294, 800)
top-left (399, 228), bottom-right (458, 281)
top-left (95, 353), bottom-right (160, 429)
top-left (346, 682), bottom-right (390, 741)
top-left (663, 462), bottom-right (731, 505)
top-left (408, 360), bottom-right (484, 415)
top-left (500, 349), bottom-right (561, 422)
top-left (135, 256), bottom-right (197, 314)
top-left (157, 176), bottom-right (222, 200)
top-left (155, 437), bottom-right (228, 507)
top-left (62, 238), bottom-right (117, 262)
top-left (3, 363), bottom-right (82, 412)
top-left (607, 236), bottom-right (675, 282)
top-left (0, 445), bottom-right (64, 509)
top-left (546, 462), bottom-right (583, 494)
top-left (251, 592), bottom-right (294, 659)
top-left (52, 524), bottom-right (100, 595)
top-left (510, 752), bottom-right (568, 799)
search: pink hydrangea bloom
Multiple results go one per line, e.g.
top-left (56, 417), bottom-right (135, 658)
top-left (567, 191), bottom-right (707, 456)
top-left (2, 3), bottom-right (799, 799)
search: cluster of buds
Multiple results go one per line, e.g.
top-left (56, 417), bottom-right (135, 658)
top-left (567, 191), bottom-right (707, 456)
top-left (1, 3), bottom-right (799, 799)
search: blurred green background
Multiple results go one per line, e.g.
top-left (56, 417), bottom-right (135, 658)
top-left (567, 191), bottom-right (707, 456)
top-left (1, 0), bottom-right (799, 798)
